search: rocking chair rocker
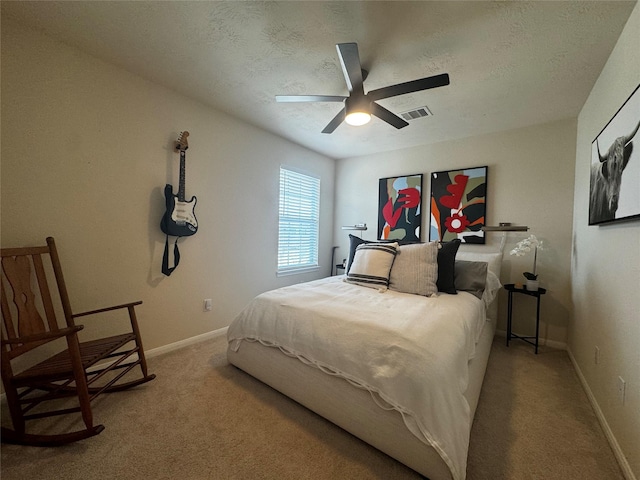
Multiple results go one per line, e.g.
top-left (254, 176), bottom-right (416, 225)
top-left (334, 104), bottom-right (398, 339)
top-left (1, 237), bottom-right (156, 446)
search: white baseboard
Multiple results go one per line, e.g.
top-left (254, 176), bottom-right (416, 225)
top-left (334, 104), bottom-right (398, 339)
top-left (541, 337), bottom-right (567, 350)
top-left (1, 327), bottom-right (230, 404)
top-left (494, 329), bottom-right (567, 350)
top-left (567, 348), bottom-right (636, 480)
top-left (145, 326), bottom-right (229, 359)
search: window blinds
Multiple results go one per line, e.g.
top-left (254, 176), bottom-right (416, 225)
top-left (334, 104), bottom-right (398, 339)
top-left (278, 167), bottom-right (320, 274)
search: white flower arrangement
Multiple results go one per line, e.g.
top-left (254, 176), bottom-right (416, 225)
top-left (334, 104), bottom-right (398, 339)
top-left (510, 234), bottom-right (543, 280)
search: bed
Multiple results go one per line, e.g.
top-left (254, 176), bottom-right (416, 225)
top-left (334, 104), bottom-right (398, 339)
top-left (227, 243), bottom-right (502, 480)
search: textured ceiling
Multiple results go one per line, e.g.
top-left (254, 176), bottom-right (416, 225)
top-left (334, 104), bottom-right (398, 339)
top-left (2, 1), bottom-right (636, 159)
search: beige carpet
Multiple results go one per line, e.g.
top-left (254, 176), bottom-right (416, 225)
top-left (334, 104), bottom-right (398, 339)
top-left (1, 334), bottom-right (624, 479)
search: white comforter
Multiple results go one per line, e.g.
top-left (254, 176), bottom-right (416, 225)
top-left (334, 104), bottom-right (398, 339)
top-left (227, 276), bottom-right (487, 480)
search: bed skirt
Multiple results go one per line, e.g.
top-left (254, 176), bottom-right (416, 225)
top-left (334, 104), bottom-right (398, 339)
top-left (227, 315), bottom-right (496, 479)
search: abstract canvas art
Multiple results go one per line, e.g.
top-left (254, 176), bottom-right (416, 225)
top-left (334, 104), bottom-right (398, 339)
top-left (378, 174), bottom-right (422, 242)
top-left (429, 166), bottom-right (487, 244)
top-left (589, 83), bottom-right (640, 226)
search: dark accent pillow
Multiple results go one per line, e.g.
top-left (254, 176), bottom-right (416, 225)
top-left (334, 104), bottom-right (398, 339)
top-left (455, 260), bottom-right (488, 299)
top-left (436, 239), bottom-right (461, 294)
top-left (346, 234), bottom-right (367, 274)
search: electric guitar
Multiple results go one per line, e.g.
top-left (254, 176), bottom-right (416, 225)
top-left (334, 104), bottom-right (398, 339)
top-left (161, 131), bottom-right (198, 237)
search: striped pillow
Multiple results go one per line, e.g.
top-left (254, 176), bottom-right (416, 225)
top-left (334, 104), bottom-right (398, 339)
top-left (345, 242), bottom-right (398, 290)
top-left (388, 242), bottom-right (439, 297)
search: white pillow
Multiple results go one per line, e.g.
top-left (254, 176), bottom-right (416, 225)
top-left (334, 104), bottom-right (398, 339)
top-left (388, 242), bottom-right (438, 296)
top-left (345, 242), bottom-right (398, 290)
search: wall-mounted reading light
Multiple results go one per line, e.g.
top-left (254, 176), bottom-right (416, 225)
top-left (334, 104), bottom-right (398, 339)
top-left (482, 223), bottom-right (529, 232)
top-left (481, 223), bottom-right (529, 252)
top-left (341, 224), bottom-right (368, 231)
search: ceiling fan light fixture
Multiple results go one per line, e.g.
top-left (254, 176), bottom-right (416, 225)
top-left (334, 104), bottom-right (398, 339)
top-left (345, 111), bottom-right (371, 126)
top-left (344, 96), bottom-right (371, 126)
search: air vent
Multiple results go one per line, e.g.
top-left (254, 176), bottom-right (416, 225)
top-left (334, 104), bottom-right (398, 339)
top-left (400, 106), bottom-right (433, 121)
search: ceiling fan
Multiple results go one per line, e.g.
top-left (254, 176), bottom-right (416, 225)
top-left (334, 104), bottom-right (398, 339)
top-left (276, 42), bottom-right (450, 134)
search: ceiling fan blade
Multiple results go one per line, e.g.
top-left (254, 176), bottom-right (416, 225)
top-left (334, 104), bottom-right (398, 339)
top-left (367, 73), bottom-right (450, 101)
top-left (371, 103), bottom-right (409, 129)
top-left (321, 107), bottom-right (346, 134)
top-left (276, 95), bottom-right (346, 103)
top-left (336, 43), bottom-right (364, 93)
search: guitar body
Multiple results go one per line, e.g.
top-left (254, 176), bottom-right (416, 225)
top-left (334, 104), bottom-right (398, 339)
top-left (161, 184), bottom-right (198, 237)
top-left (160, 131), bottom-right (198, 237)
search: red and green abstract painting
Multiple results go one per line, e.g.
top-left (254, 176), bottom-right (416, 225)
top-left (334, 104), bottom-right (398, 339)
top-left (429, 166), bottom-right (487, 244)
top-left (378, 174), bottom-right (422, 242)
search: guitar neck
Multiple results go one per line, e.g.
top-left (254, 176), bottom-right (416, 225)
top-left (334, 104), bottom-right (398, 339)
top-left (178, 150), bottom-right (186, 202)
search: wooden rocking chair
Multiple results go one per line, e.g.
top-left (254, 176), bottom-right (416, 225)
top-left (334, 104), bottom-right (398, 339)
top-left (1, 237), bottom-right (156, 446)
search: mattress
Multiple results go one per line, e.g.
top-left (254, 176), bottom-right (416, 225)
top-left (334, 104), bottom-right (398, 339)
top-left (227, 250), bottom-right (502, 479)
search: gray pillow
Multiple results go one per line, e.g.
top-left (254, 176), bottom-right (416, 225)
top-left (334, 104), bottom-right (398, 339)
top-left (388, 242), bottom-right (438, 297)
top-left (454, 260), bottom-right (488, 299)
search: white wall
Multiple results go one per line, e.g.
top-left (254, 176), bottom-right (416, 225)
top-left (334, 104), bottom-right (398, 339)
top-left (571, 3), bottom-right (640, 479)
top-left (334, 118), bottom-right (577, 346)
top-left (3, 10), bottom-right (637, 478)
top-left (0, 20), bottom-right (335, 351)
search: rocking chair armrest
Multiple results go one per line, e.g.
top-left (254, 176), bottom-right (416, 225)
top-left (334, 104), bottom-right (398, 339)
top-left (72, 300), bottom-right (143, 319)
top-left (1, 325), bottom-right (84, 345)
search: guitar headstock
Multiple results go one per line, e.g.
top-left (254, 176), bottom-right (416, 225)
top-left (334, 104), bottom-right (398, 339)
top-left (175, 131), bottom-right (189, 152)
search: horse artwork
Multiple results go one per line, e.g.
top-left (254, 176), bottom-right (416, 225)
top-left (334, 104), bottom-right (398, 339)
top-left (589, 84), bottom-right (640, 226)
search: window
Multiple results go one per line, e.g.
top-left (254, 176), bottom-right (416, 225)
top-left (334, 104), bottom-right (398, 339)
top-left (277, 167), bottom-right (320, 275)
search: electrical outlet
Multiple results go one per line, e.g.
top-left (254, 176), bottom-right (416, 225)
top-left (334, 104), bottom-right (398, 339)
top-left (617, 376), bottom-right (626, 405)
top-left (204, 299), bottom-right (212, 312)
top-left (594, 346), bottom-right (600, 365)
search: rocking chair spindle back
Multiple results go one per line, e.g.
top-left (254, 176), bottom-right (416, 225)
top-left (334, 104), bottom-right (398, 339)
top-left (1, 237), bottom-right (155, 446)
